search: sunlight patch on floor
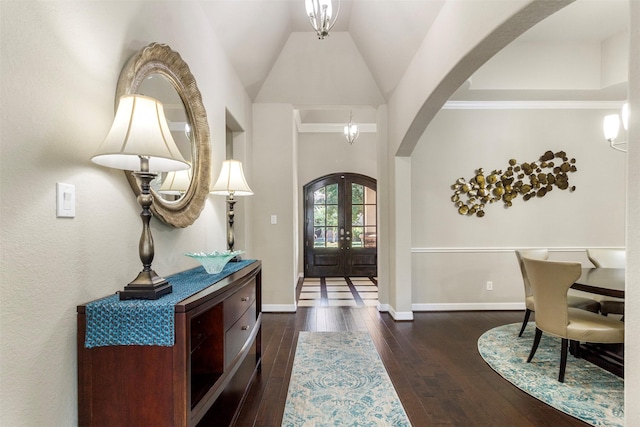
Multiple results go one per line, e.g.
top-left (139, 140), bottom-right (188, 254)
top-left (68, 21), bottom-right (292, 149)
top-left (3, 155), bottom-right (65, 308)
top-left (299, 277), bottom-right (378, 307)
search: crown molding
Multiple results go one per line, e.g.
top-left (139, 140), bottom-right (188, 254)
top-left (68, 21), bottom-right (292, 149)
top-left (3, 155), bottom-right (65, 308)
top-left (443, 100), bottom-right (625, 110)
top-left (294, 107), bottom-right (378, 133)
top-left (292, 100), bottom-right (625, 134)
top-left (297, 122), bottom-right (377, 133)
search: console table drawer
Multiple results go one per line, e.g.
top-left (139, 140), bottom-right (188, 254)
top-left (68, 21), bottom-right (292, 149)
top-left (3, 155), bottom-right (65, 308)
top-left (224, 280), bottom-right (256, 329)
top-left (225, 301), bottom-right (256, 368)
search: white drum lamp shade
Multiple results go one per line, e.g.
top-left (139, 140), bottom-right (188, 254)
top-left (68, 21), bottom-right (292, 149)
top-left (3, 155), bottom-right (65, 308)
top-left (92, 94), bottom-right (190, 172)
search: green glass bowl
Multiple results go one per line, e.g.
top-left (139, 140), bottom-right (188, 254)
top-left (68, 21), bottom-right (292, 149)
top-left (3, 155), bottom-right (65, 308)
top-left (184, 250), bottom-right (244, 274)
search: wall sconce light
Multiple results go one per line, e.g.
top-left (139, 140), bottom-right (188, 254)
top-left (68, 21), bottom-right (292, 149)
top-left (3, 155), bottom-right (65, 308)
top-left (603, 103), bottom-right (629, 152)
top-left (92, 94), bottom-right (190, 300)
top-left (210, 160), bottom-right (253, 252)
top-left (305, 0), bottom-right (339, 39)
top-left (344, 111), bottom-right (359, 144)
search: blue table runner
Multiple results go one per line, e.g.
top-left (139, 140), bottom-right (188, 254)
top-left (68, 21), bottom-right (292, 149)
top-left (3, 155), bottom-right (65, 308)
top-left (84, 260), bottom-right (256, 348)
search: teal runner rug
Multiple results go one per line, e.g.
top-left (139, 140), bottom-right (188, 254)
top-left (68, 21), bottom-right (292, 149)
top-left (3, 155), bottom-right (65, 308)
top-left (478, 323), bottom-right (623, 427)
top-left (282, 331), bottom-right (411, 426)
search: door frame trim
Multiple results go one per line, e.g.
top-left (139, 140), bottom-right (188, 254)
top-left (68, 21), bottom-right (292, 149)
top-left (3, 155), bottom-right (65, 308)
top-left (303, 172), bottom-right (377, 277)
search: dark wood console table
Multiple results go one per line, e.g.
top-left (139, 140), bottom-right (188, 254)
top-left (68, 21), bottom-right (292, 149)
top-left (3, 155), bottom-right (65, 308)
top-left (77, 260), bottom-right (262, 426)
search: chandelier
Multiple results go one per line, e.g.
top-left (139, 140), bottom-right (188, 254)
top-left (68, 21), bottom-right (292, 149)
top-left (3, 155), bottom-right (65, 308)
top-left (305, 0), bottom-right (340, 40)
top-left (603, 103), bottom-right (629, 152)
top-left (344, 111), bottom-right (359, 144)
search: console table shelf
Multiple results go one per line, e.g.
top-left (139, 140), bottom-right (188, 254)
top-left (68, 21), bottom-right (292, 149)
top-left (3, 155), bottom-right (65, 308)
top-left (77, 260), bottom-right (261, 427)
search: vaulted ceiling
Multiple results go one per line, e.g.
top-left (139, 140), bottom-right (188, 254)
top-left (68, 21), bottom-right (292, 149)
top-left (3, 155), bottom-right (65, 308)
top-left (200, 0), bottom-right (629, 128)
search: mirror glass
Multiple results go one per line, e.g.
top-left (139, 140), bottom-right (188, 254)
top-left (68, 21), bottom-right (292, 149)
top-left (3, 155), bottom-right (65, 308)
top-left (116, 43), bottom-right (211, 228)
top-left (138, 74), bottom-right (194, 201)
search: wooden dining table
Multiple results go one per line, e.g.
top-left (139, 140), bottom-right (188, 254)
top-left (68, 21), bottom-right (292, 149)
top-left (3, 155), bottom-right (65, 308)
top-left (572, 267), bottom-right (625, 299)
top-left (571, 267), bottom-right (625, 378)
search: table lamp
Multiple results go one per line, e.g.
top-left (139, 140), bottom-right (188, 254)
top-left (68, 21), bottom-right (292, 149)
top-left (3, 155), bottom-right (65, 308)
top-left (159, 168), bottom-right (192, 196)
top-left (210, 160), bottom-right (253, 251)
top-left (92, 94), bottom-right (190, 300)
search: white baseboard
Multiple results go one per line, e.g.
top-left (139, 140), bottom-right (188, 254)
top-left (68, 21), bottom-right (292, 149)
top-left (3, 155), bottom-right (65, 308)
top-left (377, 303), bottom-right (390, 312)
top-left (411, 246), bottom-right (623, 254)
top-left (388, 306), bottom-right (414, 321)
top-left (412, 302), bottom-right (525, 311)
top-left (263, 303), bottom-right (297, 312)
top-left (262, 302), bottom-right (524, 314)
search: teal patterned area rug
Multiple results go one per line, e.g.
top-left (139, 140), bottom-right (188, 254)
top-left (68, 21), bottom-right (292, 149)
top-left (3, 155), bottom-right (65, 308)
top-left (478, 323), bottom-right (623, 427)
top-left (282, 331), bottom-right (411, 426)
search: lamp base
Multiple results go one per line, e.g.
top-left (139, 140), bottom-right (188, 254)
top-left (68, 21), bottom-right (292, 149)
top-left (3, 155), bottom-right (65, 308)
top-left (118, 270), bottom-right (172, 300)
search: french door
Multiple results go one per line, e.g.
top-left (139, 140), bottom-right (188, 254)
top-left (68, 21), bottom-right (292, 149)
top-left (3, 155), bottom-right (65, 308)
top-left (304, 173), bottom-right (377, 277)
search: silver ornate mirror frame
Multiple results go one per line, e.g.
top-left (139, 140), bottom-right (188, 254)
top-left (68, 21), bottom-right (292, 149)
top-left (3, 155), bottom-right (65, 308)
top-left (116, 43), bottom-right (211, 228)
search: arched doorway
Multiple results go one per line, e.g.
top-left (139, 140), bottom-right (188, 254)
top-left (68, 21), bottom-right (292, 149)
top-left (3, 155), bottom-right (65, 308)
top-left (304, 173), bottom-right (377, 277)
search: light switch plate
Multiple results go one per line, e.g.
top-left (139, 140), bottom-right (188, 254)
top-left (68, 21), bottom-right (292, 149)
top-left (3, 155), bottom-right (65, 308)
top-left (271, 215), bottom-right (277, 225)
top-left (56, 182), bottom-right (76, 218)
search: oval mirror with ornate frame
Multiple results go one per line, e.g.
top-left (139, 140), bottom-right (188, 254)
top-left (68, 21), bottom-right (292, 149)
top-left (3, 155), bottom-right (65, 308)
top-left (115, 42), bottom-right (210, 228)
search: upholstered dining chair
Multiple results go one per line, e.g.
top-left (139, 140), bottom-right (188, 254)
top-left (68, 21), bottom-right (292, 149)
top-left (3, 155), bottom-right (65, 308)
top-left (586, 248), bottom-right (625, 317)
top-left (522, 257), bottom-right (624, 382)
top-left (515, 249), bottom-right (600, 337)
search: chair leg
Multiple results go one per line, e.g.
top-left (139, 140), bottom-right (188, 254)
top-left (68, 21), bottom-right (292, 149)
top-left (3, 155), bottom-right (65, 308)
top-left (559, 338), bottom-right (568, 383)
top-left (568, 339), bottom-right (581, 358)
top-left (519, 309), bottom-right (532, 337)
top-left (527, 328), bottom-right (542, 363)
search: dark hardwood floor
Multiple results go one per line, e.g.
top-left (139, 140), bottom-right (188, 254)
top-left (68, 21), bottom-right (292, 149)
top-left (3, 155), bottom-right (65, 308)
top-left (235, 308), bottom-right (588, 426)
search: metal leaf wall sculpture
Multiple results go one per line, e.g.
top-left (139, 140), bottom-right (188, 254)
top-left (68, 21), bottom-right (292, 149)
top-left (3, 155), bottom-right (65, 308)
top-left (451, 150), bottom-right (577, 218)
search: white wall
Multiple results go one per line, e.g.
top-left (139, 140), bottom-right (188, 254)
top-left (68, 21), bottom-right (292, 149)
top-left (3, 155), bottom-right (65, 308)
top-left (413, 108), bottom-right (626, 248)
top-left (624, 1), bottom-right (640, 421)
top-left (251, 104), bottom-right (299, 311)
top-left (297, 132), bottom-right (378, 186)
top-left (2, 1), bottom-right (639, 425)
top-left (296, 130), bottom-right (378, 275)
top-left (410, 108), bottom-right (626, 307)
top-left (0, 2), bottom-right (252, 425)
top-left (471, 41), bottom-right (603, 91)
top-left (252, 27), bottom-right (385, 309)
top-left (255, 32), bottom-right (384, 105)
top-left (390, 0), bottom-right (639, 422)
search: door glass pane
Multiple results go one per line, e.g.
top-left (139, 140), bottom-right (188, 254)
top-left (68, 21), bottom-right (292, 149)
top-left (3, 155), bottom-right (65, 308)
top-left (314, 227), bottom-right (325, 247)
top-left (326, 227), bottom-right (338, 247)
top-left (326, 184), bottom-right (338, 204)
top-left (313, 205), bottom-right (325, 226)
top-left (352, 205), bottom-right (363, 226)
top-left (365, 204), bottom-right (376, 226)
top-left (364, 226), bottom-right (376, 248)
top-left (312, 184), bottom-right (339, 249)
top-left (364, 186), bottom-right (376, 204)
top-left (326, 205), bottom-right (338, 226)
top-left (352, 184), bottom-right (363, 204)
top-left (352, 226), bottom-right (364, 248)
top-left (350, 183), bottom-right (376, 249)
